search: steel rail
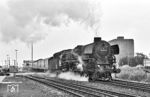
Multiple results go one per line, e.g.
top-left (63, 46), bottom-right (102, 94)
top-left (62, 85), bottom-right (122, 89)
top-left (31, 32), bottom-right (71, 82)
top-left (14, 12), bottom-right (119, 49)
top-left (29, 75), bottom-right (137, 97)
top-left (114, 79), bottom-right (150, 88)
top-left (26, 76), bottom-right (84, 97)
top-left (98, 79), bottom-right (150, 92)
top-left (25, 75), bottom-right (118, 97)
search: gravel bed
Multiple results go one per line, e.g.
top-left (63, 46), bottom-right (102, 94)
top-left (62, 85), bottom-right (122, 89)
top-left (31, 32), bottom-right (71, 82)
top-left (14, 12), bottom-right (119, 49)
top-left (67, 80), bottom-right (150, 97)
top-left (36, 74), bottom-right (150, 97)
top-left (1, 76), bottom-right (71, 97)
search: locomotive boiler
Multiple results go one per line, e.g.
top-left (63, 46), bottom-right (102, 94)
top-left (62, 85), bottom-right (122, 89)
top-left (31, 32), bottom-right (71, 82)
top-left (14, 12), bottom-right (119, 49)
top-left (54, 37), bottom-right (120, 81)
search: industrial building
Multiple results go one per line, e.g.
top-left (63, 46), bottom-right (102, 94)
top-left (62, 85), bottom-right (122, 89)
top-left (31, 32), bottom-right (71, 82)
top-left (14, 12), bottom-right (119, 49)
top-left (109, 36), bottom-right (134, 62)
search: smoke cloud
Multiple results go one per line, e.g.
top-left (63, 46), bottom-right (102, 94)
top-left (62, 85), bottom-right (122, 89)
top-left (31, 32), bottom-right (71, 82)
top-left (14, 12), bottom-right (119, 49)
top-left (0, 0), bottom-right (102, 43)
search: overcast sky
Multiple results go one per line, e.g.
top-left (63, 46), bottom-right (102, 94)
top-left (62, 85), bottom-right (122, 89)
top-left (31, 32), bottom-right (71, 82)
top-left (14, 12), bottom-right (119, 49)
top-left (0, 0), bottom-right (150, 66)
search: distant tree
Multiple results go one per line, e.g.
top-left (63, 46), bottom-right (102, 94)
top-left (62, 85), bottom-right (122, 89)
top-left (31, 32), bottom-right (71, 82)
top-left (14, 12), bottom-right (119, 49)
top-left (118, 57), bottom-right (128, 66)
top-left (118, 53), bottom-right (148, 67)
top-left (136, 53), bottom-right (148, 59)
top-left (129, 57), bottom-right (136, 67)
top-left (135, 53), bottom-right (148, 65)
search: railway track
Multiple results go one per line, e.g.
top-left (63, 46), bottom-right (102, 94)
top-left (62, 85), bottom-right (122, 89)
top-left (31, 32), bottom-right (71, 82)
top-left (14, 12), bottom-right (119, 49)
top-left (22, 75), bottom-right (136, 97)
top-left (98, 79), bottom-right (150, 93)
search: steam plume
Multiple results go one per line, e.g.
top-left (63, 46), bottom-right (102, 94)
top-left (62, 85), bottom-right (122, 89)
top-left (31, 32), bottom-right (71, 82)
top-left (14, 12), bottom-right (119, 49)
top-left (76, 55), bottom-right (84, 71)
top-left (0, 0), bottom-right (102, 43)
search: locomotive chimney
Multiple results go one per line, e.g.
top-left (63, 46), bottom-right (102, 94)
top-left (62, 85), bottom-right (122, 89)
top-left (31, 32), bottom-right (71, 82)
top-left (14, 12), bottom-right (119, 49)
top-left (94, 37), bottom-right (101, 43)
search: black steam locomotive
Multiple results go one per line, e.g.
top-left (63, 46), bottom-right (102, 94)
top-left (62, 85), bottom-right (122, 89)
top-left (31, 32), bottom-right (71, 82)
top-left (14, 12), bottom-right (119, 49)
top-left (50, 37), bottom-right (121, 81)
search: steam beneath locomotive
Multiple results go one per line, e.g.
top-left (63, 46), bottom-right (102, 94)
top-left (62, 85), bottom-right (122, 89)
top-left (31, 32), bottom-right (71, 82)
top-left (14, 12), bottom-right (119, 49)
top-left (50, 37), bottom-right (120, 81)
top-left (58, 72), bottom-right (88, 81)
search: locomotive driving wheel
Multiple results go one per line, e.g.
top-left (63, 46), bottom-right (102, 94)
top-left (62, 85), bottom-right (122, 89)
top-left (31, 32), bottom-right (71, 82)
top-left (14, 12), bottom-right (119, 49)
top-left (106, 72), bottom-right (112, 81)
top-left (88, 76), bottom-right (92, 82)
top-left (88, 72), bottom-right (98, 82)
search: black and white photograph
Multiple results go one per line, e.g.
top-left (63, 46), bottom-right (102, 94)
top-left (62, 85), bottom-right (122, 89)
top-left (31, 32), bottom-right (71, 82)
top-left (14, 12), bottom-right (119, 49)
top-left (0, 0), bottom-right (150, 97)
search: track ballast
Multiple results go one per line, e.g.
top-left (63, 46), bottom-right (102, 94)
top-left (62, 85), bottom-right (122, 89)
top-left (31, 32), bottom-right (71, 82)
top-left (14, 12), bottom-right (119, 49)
top-left (21, 75), bottom-right (137, 97)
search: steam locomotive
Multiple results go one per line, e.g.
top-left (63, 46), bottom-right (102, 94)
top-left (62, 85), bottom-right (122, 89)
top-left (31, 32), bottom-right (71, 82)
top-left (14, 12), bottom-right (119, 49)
top-left (49, 37), bottom-right (120, 81)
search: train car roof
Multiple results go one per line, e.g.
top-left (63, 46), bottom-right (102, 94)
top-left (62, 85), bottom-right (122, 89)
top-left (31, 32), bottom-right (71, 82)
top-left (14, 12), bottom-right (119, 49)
top-left (53, 49), bottom-right (72, 57)
top-left (34, 58), bottom-right (43, 62)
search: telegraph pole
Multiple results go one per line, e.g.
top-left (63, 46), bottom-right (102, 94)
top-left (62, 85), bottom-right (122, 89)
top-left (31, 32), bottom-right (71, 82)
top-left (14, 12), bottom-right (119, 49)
top-left (15, 49), bottom-right (18, 66)
top-left (31, 42), bottom-right (33, 68)
top-left (7, 55), bottom-right (10, 68)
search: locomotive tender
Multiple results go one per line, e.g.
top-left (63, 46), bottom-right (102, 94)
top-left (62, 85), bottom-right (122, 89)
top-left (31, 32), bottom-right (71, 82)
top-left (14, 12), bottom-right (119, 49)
top-left (32, 37), bottom-right (120, 81)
